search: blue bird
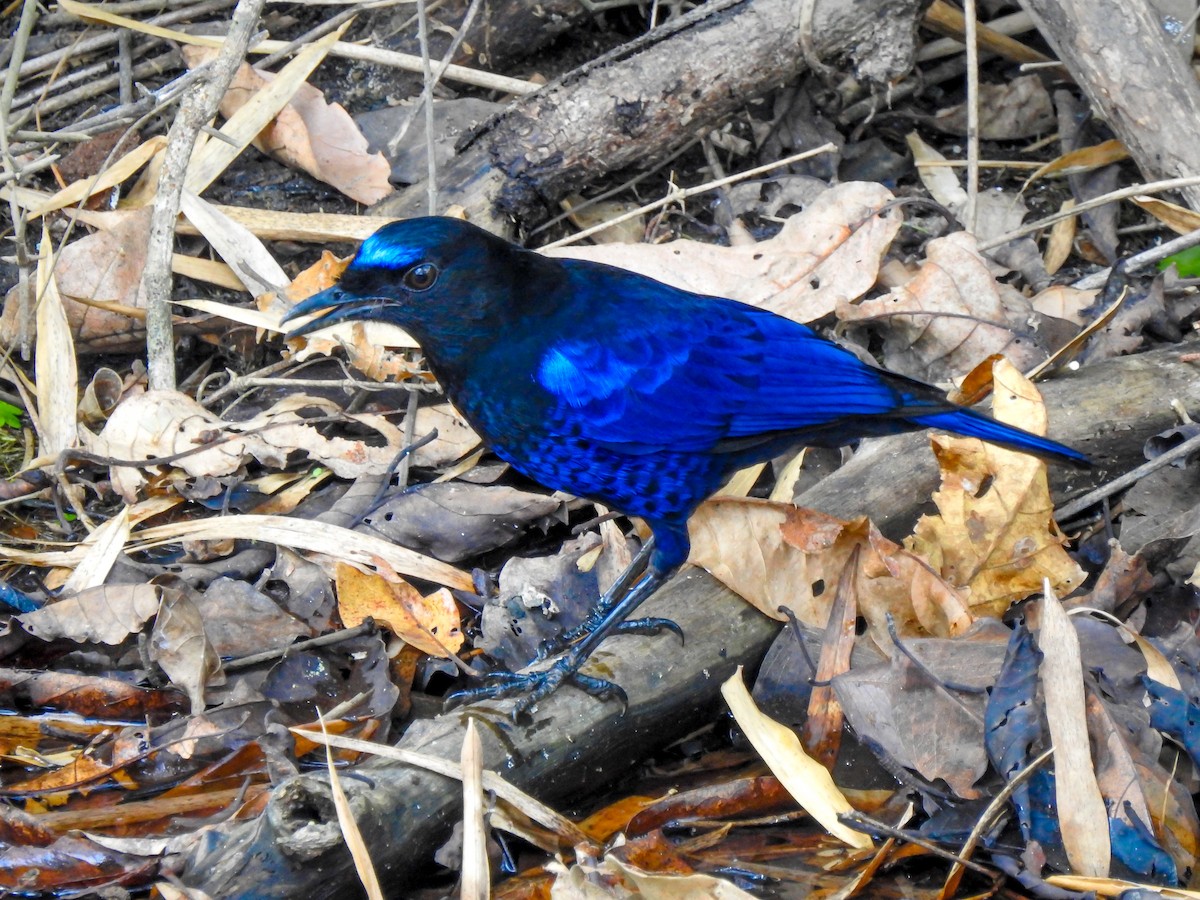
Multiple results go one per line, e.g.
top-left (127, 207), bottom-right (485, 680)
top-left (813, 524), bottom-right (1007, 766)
top-left (284, 216), bottom-right (1089, 713)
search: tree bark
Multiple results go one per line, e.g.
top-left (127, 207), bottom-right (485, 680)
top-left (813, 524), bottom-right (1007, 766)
top-left (1019, 0), bottom-right (1200, 211)
top-left (176, 568), bottom-right (779, 896)
top-left (373, 0), bottom-right (931, 231)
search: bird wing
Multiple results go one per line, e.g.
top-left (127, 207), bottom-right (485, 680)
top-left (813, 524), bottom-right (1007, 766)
top-left (535, 269), bottom-right (947, 456)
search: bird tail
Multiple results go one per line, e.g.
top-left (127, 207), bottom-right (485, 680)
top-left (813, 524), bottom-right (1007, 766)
top-left (912, 409), bottom-right (1091, 468)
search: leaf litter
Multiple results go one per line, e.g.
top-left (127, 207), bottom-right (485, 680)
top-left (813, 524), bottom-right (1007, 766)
top-left (2, 2), bottom-right (1200, 897)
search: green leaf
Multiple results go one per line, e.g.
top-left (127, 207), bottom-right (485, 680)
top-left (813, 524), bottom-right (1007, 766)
top-left (0, 400), bottom-right (21, 430)
top-left (1158, 245), bottom-right (1200, 277)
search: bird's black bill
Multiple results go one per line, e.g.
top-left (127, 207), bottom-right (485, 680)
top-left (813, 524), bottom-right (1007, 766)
top-left (281, 286), bottom-right (379, 338)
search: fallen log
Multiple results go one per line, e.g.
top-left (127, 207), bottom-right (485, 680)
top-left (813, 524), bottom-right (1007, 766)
top-left (373, 0), bottom-right (930, 230)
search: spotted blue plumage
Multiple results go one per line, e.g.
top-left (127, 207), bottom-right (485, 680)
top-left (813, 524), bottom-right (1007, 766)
top-left (283, 216), bottom-right (1090, 711)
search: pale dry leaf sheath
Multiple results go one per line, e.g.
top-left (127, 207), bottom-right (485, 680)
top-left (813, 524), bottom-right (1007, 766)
top-left (34, 221), bottom-right (79, 459)
top-left (1038, 586), bottom-right (1110, 876)
top-left (722, 667), bottom-right (872, 849)
top-left (321, 713), bottom-right (384, 900)
top-left (460, 719), bottom-right (489, 900)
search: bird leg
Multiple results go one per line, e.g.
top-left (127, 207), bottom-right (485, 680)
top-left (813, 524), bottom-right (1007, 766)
top-left (445, 555), bottom-right (680, 718)
top-left (533, 538), bottom-right (682, 660)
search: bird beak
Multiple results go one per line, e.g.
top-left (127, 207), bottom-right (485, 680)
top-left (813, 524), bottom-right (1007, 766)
top-left (281, 285), bottom-right (375, 338)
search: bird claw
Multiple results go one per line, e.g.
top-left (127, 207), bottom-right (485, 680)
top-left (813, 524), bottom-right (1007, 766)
top-left (534, 615), bottom-right (685, 661)
top-left (442, 656), bottom-right (628, 720)
top-left (613, 616), bottom-right (684, 643)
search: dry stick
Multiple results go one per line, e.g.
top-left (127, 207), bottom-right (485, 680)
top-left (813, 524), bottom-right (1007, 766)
top-left (38, 0), bottom-right (219, 25)
top-left (10, 129), bottom-right (91, 143)
top-left (19, 50), bottom-right (180, 119)
top-left (253, 0), bottom-right (419, 72)
top-left (295, 41), bottom-right (539, 96)
top-left (11, 35), bottom-right (162, 111)
top-left (415, 0), bottom-right (438, 214)
top-left (143, 0), bottom-right (266, 391)
top-left (796, 0), bottom-right (833, 80)
top-left (840, 56), bottom-right (967, 127)
top-left (1055, 428), bottom-right (1200, 522)
top-left (117, 30), bottom-right (135, 104)
top-left (980, 175), bottom-right (1200, 250)
top-left (529, 139), bottom-right (700, 237)
top-left (0, 152), bottom-right (57, 183)
top-left (223, 622), bottom-right (378, 672)
top-left (939, 746), bottom-right (1056, 898)
top-left (963, 0), bottom-right (979, 233)
top-left (541, 143), bottom-right (838, 249)
top-left (0, 0), bottom-right (41, 360)
top-left (1072, 225), bottom-right (1200, 291)
top-left (12, 66), bottom-right (207, 154)
top-left (385, 0), bottom-right (485, 158)
top-left (918, 9), bottom-right (1041, 62)
top-left (16, 0), bottom-right (235, 81)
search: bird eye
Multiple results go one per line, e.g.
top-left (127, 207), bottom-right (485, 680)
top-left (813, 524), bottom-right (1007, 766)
top-left (403, 263), bottom-right (439, 291)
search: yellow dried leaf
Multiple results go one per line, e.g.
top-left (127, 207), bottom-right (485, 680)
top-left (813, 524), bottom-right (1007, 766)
top-left (335, 563), bottom-right (463, 657)
top-left (905, 360), bottom-right (1085, 615)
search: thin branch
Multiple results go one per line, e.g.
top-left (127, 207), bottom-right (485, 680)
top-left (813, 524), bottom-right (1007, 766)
top-left (963, 0), bottom-right (979, 233)
top-left (0, 0), bottom-right (41, 359)
top-left (142, 0), bottom-right (267, 391)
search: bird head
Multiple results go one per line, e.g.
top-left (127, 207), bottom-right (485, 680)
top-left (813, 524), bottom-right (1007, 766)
top-left (282, 217), bottom-right (535, 360)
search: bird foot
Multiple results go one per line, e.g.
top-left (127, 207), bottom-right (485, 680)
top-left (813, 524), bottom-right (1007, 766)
top-left (444, 656), bottom-right (628, 720)
top-left (534, 616), bottom-right (685, 662)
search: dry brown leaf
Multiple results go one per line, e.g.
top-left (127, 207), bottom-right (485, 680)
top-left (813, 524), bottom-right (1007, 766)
top-left (1046, 875), bottom-right (1200, 897)
top-left (179, 191), bottom-right (289, 297)
top-left (182, 49), bottom-right (392, 205)
top-left (18, 584), bottom-right (160, 645)
top-left (907, 132), bottom-right (1030, 245)
top-left (181, 28), bottom-right (350, 195)
top-left (839, 231), bottom-right (1046, 381)
top-left (149, 583), bottom-right (224, 715)
top-left (1030, 284), bottom-right (1097, 327)
top-left (1132, 194), bottom-right (1200, 235)
top-left (1044, 199), bottom-right (1077, 276)
top-left (1085, 692), bottom-right (1185, 877)
top-left (0, 209), bottom-right (151, 349)
top-left (547, 181), bottom-right (900, 322)
top-left (930, 75), bottom-right (1055, 140)
top-left (689, 500), bottom-right (971, 646)
top-left (549, 850), bottom-right (759, 898)
top-left (86, 390), bottom-right (457, 502)
top-left (908, 131), bottom-right (966, 210)
top-left (687, 499), bottom-right (841, 623)
top-left (335, 563), bottom-right (463, 657)
top-left (460, 720), bottom-right (489, 900)
top-left (131, 515), bottom-right (471, 591)
top-left (561, 195), bottom-right (645, 244)
top-left (722, 669), bottom-right (872, 849)
top-left (61, 506), bottom-right (131, 594)
top-left (905, 360), bottom-right (1085, 616)
top-left (1024, 139), bottom-right (1129, 188)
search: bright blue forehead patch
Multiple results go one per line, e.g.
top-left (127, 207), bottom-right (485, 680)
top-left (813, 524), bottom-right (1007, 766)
top-left (352, 218), bottom-right (472, 271)
top-left (354, 228), bottom-right (423, 271)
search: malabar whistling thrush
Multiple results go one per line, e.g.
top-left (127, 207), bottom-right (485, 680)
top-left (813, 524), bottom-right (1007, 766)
top-left (283, 216), bottom-right (1088, 715)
